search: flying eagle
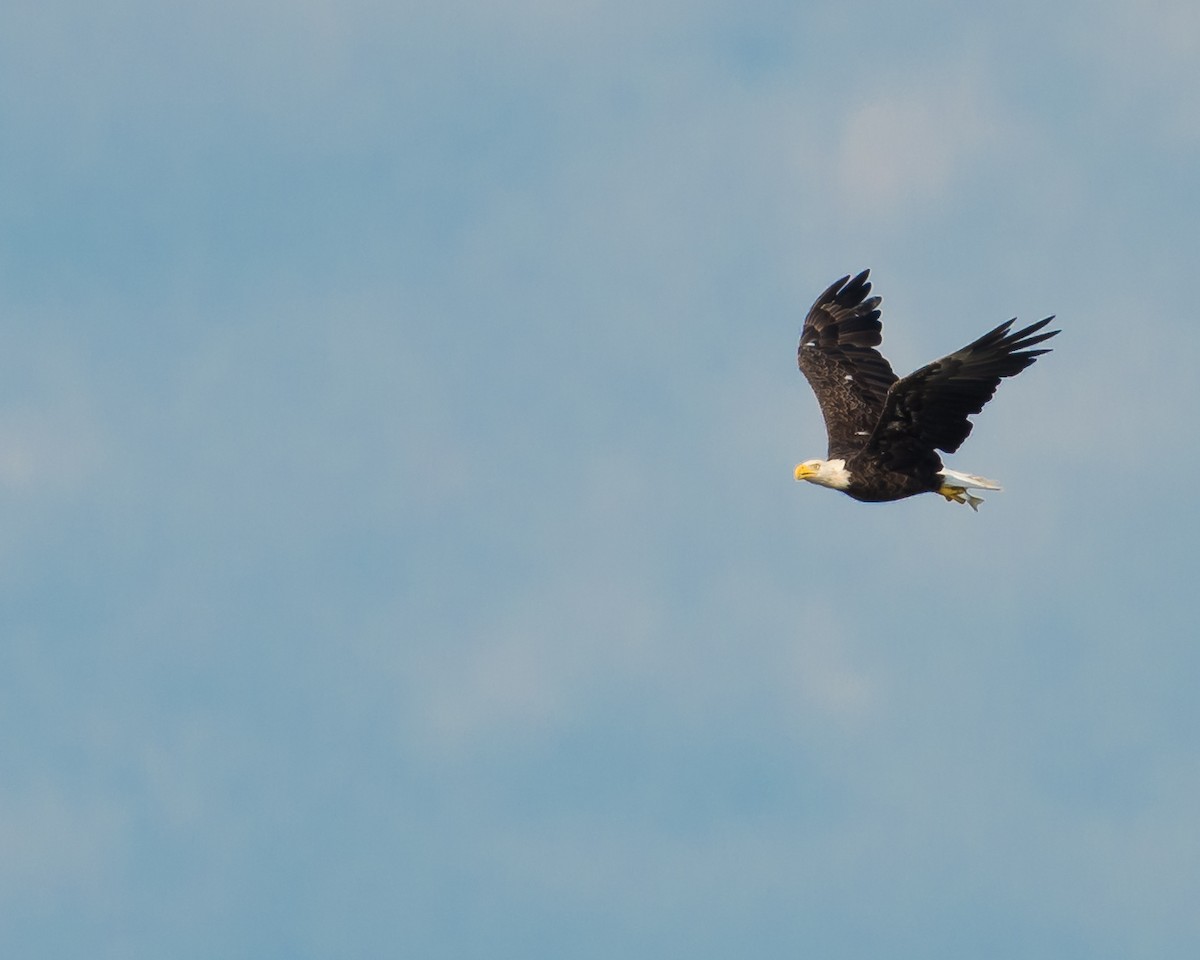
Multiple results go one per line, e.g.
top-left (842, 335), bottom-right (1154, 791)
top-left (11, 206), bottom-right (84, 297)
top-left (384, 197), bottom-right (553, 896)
top-left (794, 270), bottom-right (1057, 510)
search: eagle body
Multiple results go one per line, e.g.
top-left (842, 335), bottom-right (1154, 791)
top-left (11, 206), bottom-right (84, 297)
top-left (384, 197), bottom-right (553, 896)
top-left (794, 271), bottom-right (1057, 510)
top-left (796, 455), bottom-right (938, 503)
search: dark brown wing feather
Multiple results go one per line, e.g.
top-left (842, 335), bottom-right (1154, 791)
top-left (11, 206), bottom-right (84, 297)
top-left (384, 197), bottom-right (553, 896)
top-left (863, 316), bottom-right (1059, 474)
top-left (797, 270), bottom-right (898, 459)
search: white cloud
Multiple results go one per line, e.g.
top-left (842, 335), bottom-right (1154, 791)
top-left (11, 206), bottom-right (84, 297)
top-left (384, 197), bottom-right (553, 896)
top-left (3, 1), bottom-right (1200, 954)
top-left (0, 782), bottom-right (120, 905)
top-left (402, 551), bottom-right (667, 755)
top-left (835, 72), bottom-right (1011, 219)
top-left (0, 334), bottom-right (106, 511)
top-left (0, 404), bottom-right (103, 495)
top-left (1080, 0), bottom-right (1200, 141)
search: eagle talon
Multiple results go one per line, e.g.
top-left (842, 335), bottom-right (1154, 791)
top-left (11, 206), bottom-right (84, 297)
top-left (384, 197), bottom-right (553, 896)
top-left (939, 484), bottom-right (966, 503)
top-left (938, 484), bottom-right (984, 511)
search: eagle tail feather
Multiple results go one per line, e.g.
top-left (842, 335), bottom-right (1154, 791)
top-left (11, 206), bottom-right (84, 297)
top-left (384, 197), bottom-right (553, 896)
top-left (939, 468), bottom-right (1002, 491)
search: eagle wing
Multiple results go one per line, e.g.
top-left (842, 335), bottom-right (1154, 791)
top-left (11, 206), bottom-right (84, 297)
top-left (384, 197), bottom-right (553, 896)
top-left (863, 316), bottom-right (1059, 473)
top-left (797, 270), bottom-right (898, 459)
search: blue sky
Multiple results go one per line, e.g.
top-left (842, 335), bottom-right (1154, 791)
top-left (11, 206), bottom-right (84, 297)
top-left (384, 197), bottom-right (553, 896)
top-left (2, 1), bottom-right (1199, 956)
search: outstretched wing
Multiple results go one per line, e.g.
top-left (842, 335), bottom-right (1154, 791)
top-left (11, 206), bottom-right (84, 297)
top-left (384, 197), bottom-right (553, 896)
top-left (863, 316), bottom-right (1060, 473)
top-left (797, 270), bottom-right (898, 459)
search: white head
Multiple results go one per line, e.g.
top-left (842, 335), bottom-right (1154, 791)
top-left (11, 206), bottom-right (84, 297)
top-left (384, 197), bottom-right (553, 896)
top-left (793, 458), bottom-right (851, 490)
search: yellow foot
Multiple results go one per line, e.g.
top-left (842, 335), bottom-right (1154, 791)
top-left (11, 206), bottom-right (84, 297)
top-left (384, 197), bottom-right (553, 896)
top-left (938, 484), bottom-right (984, 511)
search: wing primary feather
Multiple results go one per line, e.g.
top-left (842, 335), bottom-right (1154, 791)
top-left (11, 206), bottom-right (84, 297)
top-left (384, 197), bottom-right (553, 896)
top-left (864, 312), bottom-right (1060, 467)
top-left (797, 269), bottom-right (897, 458)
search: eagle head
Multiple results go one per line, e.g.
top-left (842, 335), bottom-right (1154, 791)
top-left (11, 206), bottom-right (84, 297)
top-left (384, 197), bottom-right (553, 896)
top-left (793, 459), bottom-right (851, 490)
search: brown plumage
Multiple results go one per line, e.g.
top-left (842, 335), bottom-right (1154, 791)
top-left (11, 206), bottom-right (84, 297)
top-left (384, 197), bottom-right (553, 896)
top-left (795, 270), bottom-right (1058, 506)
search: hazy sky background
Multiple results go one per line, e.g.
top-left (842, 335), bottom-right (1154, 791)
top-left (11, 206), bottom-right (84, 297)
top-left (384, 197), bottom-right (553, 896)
top-left (2, 1), bottom-right (1198, 956)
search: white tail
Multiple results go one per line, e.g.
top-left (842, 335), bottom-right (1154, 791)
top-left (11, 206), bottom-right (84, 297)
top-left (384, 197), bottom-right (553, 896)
top-left (939, 468), bottom-right (1002, 491)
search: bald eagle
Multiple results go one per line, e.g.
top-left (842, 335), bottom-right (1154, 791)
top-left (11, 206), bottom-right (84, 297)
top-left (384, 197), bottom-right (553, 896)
top-left (794, 270), bottom-right (1057, 510)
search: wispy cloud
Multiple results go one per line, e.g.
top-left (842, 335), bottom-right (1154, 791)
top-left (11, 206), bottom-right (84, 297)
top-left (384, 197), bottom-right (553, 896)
top-left (0, 779), bottom-right (121, 912)
top-left (834, 70), bottom-right (1012, 219)
top-left (2, 1), bottom-right (1200, 956)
